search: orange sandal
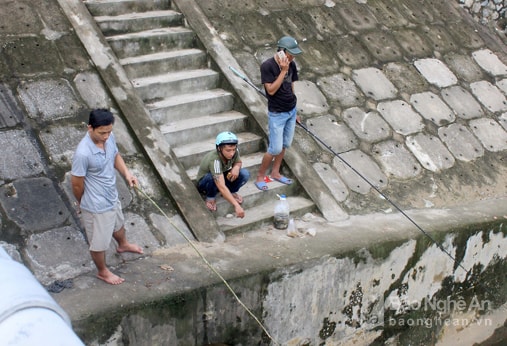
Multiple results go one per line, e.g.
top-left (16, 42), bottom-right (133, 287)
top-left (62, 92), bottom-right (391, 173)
top-left (205, 199), bottom-right (217, 211)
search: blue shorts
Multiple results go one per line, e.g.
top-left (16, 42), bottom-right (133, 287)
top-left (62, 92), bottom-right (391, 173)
top-left (267, 107), bottom-right (297, 155)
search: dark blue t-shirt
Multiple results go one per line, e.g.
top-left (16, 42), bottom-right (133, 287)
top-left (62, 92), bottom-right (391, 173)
top-left (260, 57), bottom-right (298, 112)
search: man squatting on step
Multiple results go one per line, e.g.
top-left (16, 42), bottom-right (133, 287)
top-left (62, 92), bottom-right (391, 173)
top-left (197, 132), bottom-right (250, 217)
top-left (71, 109), bottom-right (143, 285)
top-left (255, 36), bottom-right (302, 191)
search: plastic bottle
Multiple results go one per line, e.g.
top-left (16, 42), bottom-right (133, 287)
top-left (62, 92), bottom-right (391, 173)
top-left (274, 194), bottom-right (289, 229)
top-left (287, 218), bottom-right (298, 237)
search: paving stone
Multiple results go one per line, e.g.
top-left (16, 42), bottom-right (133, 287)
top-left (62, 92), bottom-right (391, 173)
top-left (24, 226), bottom-right (92, 285)
top-left (337, 2), bottom-right (378, 31)
top-left (352, 67), bottom-right (398, 101)
top-left (0, 129), bottom-right (45, 180)
top-left (421, 24), bottom-right (458, 53)
top-left (312, 162), bottom-right (349, 202)
top-left (383, 62), bottom-right (429, 95)
top-left (306, 115), bottom-right (358, 154)
top-left (414, 58), bottom-right (458, 88)
top-left (18, 78), bottom-right (82, 121)
top-left (400, 0), bottom-right (434, 24)
top-left (114, 212), bottom-right (160, 261)
top-left (38, 125), bottom-right (84, 167)
top-left (74, 71), bottom-right (114, 110)
top-left (317, 73), bottom-right (365, 107)
top-left (392, 29), bottom-right (433, 58)
top-left (405, 133), bottom-right (455, 172)
top-left (470, 80), bottom-right (507, 113)
top-left (368, 0), bottom-right (409, 26)
top-left (294, 80), bottom-right (329, 115)
top-left (150, 213), bottom-right (195, 245)
top-left (472, 49), bottom-right (507, 76)
top-left (342, 107), bottom-right (391, 143)
top-left (0, 83), bottom-right (23, 129)
top-left (334, 35), bottom-right (372, 67)
top-left (196, 0), bottom-right (259, 16)
top-left (425, 0), bottom-right (463, 20)
top-left (372, 140), bottom-right (422, 179)
top-left (441, 86), bottom-right (484, 120)
top-left (410, 92), bottom-right (456, 125)
top-left (1, 37), bottom-right (64, 76)
top-left (359, 30), bottom-right (403, 62)
top-left (333, 149), bottom-right (388, 194)
top-left (306, 7), bottom-right (347, 38)
top-left (0, 177), bottom-right (70, 233)
top-left (469, 118), bottom-right (507, 152)
top-left (444, 53), bottom-right (485, 83)
top-left (438, 123), bottom-right (484, 162)
top-left (377, 100), bottom-right (425, 135)
top-left (445, 22), bottom-right (485, 50)
top-left (0, 2), bottom-right (43, 34)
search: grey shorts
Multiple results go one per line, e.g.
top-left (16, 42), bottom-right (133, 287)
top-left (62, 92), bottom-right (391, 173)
top-left (80, 200), bottom-right (124, 252)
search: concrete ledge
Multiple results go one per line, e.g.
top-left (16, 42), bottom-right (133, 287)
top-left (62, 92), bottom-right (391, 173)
top-left (52, 196), bottom-right (507, 322)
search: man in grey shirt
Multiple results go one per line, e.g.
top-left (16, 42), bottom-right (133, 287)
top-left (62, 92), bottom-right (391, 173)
top-left (71, 109), bottom-right (143, 285)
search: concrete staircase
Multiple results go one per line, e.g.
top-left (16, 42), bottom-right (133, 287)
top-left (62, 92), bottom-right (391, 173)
top-left (84, 0), bottom-right (316, 236)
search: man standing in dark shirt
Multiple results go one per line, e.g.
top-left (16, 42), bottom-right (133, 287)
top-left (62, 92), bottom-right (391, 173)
top-left (255, 36), bottom-right (302, 191)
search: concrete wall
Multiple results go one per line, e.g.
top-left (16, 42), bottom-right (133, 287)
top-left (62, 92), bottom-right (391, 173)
top-left (74, 222), bottom-right (506, 345)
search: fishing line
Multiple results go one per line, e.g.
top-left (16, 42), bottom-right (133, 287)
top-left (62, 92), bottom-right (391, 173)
top-left (134, 186), bottom-right (280, 345)
top-left (229, 65), bottom-right (470, 275)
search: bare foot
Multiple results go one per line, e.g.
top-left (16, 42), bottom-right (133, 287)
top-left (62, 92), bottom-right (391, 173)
top-left (97, 269), bottom-right (125, 285)
top-left (205, 198), bottom-right (217, 211)
top-left (117, 242), bottom-right (144, 254)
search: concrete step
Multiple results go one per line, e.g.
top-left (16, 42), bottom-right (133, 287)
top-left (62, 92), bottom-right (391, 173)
top-left (106, 27), bottom-right (196, 59)
top-left (84, 0), bottom-right (171, 17)
top-left (146, 89), bottom-right (234, 124)
top-left (84, 0), bottom-right (318, 239)
top-left (213, 178), bottom-right (305, 218)
top-left (160, 111), bottom-right (249, 147)
top-left (96, 10), bottom-right (184, 36)
top-left (133, 69), bottom-right (220, 99)
top-left (120, 49), bottom-right (207, 79)
top-left (175, 132), bottom-right (264, 171)
top-left (215, 196), bottom-right (316, 235)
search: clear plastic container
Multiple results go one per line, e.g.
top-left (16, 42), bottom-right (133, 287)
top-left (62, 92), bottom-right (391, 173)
top-left (274, 194), bottom-right (289, 229)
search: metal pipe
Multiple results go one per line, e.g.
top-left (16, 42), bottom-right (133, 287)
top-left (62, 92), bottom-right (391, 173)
top-left (0, 247), bottom-right (84, 345)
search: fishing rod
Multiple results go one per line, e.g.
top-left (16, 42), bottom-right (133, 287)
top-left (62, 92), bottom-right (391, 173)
top-left (228, 65), bottom-right (470, 274)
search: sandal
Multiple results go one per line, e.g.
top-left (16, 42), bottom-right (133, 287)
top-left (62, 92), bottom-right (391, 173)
top-left (205, 199), bottom-right (217, 211)
top-left (273, 176), bottom-right (293, 185)
top-left (254, 181), bottom-right (268, 191)
top-left (232, 193), bottom-right (243, 204)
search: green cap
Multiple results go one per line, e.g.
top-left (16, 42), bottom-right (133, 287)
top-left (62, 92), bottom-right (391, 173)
top-left (277, 36), bottom-right (302, 55)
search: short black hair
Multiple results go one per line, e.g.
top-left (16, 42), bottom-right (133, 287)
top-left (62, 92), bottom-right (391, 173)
top-left (88, 108), bottom-right (115, 129)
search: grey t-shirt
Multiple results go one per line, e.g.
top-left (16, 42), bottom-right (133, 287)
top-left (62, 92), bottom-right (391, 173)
top-left (71, 132), bottom-right (119, 213)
